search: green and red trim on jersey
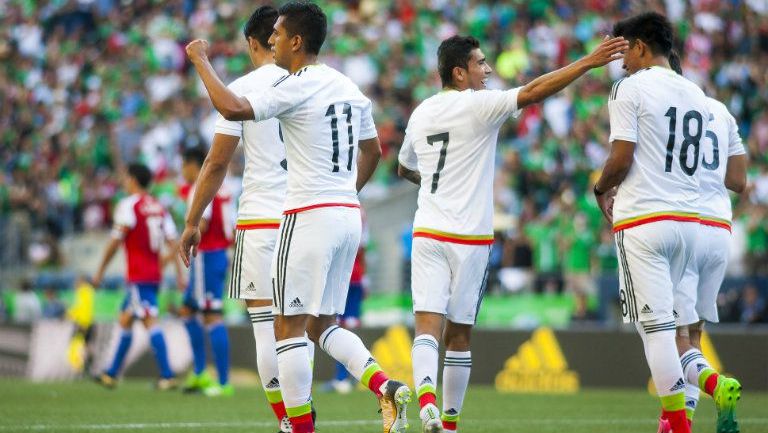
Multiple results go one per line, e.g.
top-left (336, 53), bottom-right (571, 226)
top-left (612, 211), bottom-right (700, 233)
top-left (284, 202), bottom-right (360, 215)
top-left (699, 215), bottom-right (732, 232)
top-left (413, 228), bottom-right (494, 245)
top-left (235, 218), bottom-right (281, 230)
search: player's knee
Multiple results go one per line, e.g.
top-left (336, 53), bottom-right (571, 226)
top-left (306, 316), bottom-right (336, 343)
top-left (443, 323), bottom-right (472, 351)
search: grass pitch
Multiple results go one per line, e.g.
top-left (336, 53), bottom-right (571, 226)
top-left (1, 379), bottom-right (767, 433)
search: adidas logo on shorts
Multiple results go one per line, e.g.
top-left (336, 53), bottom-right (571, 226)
top-left (289, 297), bottom-right (303, 308)
top-left (669, 378), bottom-right (686, 392)
top-left (641, 304), bottom-right (653, 314)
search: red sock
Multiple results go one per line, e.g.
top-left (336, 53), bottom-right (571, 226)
top-left (704, 373), bottom-right (719, 396)
top-left (290, 413), bottom-right (314, 433)
top-left (442, 420), bottom-right (457, 431)
top-left (418, 392), bottom-right (436, 408)
top-left (367, 371), bottom-right (389, 398)
top-left (662, 409), bottom-right (691, 433)
top-left (270, 401), bottom-right (287, 422)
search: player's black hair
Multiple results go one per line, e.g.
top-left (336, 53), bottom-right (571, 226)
top-left (668, 49), bottom-right (682, 75)
top-left (243, 5), bottom-right (279, 49)
top-left (183, 146), bottom-right (207, 167)
top-left (127, 163), bottom-right (152, 189)
top-left (277, 1), bottom-right (327, 55)
top-left (612, 12), bottom-right (674, 57)
top-left (437, 35), bottom-right (481, 88)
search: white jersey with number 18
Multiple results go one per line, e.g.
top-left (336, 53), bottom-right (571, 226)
top-left (243, 64), bottom-right (377, 213)
top-left (215, 63), bottom-right (288, 228)
top-left (609, 66), bottom-right (710, 232)
top-left (398, 88), bottom-right (521, 244)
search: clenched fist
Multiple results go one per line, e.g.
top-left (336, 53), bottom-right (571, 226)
top-left (186, 39), bottom-right (210, 63)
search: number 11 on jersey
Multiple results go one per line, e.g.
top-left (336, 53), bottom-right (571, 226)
top-left (427, 132), bottom-right (449, 193)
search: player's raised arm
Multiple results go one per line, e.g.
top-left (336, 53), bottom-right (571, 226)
top-left (179, 134), bottom-right (239, 267)
top-left (516, 36), bottom-right (628, 109)
top-left (186, 40), bottom-right (255, 121)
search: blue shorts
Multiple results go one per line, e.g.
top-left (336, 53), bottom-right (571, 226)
top-left (121, 283), bottom-right (160, 319)
top-left (184, 249), bottom-right (229, 313)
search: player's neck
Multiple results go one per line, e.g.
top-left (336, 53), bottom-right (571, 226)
top-left (287, 54), bottom-right (318, 74)
top-left (251, 50), bottom-right (275, 69)
top-left (632, 57), bottom-right (670, 74)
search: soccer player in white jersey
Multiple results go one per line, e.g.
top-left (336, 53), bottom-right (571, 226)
top-left (397, 35), bottom-right (628, 433)
top-left (179, 7), bottom-right (295, 432)
top-left (593, 12), bottom-right (711, 433)
top-left (654, 53), bottom-right (747, 433)
top-left (183, 3), bottom-right (410, 433)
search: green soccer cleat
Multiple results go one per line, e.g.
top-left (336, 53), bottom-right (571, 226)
top-left (714, 376), bottom-right (742, 433)
top-left (203, 383), bottom-right (234, 397)
top-left (182, 371), bottom-right (213, 393)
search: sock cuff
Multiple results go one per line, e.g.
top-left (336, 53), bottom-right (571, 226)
top-left (264, 387), bottom-right (283, 403)
top-left (276, 337), bottom-right (308, 355)
top-left (285, 401), bottom-right (312, 418)
top-left (360, 360), bottom-right (383, 388)
top-left (248, 307), bottom-right (274, 324)
top-left (417, 383), bottom-right (436, 398)
top-left (444, 352), bottom-right (472, 368)
top-left (660, 392), bottom-right (686, 411)
top-left (441, 411), bottom-right (460, 422)
top-left (413, 334), bottom-right (439, 351)
top-left (444, 350), bottom-right (471, 359)
top-left (680, 349), bottom-right (707, 372)
top-left (318, 325), bottom-right (341, 351)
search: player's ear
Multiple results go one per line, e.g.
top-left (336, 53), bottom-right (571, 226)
top-left (291, 34), bottom-right (303, 53)
top-left (452, 66), bottom-right (465, 84)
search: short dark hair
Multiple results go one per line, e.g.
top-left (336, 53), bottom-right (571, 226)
top-left (437, 35), bottom-right (480, 88)
top-left (127, 163), bottom-right (152, 189)
top-left (243, 6), bottom-right (279, 49)
top-left (668, 49), bottom-right (682, 75)
top-left (612, 12), bottom-right (674, 57)
top-left (183, 146), bottom-right (207, 167)
top-left (278, 1), bottom-right (327, 55)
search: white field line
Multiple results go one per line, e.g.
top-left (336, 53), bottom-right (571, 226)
top-left (3, 418), bottom-right (768, 431)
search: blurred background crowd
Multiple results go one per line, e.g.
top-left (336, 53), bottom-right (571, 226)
top-left (1, 0), bottom-right (767, 325)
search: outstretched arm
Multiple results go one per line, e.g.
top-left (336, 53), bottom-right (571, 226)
top-left (517, 36), bottom-right (628, 109)
top-left (186, 40), bottom-right (255, 121)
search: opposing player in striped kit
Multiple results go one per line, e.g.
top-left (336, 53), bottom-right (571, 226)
top-left (398, 34), bottom-right (628, 433)
top-left (185, 3), bottom-right (411, 433)
top-left (178, 6), bottom-right (294, 432)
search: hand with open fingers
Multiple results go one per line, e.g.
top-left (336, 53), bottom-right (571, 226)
top-left (587, 36), bottom-right (629, 68)
top-left (185, 39), bottom-right (210, 63)
top-left (179, 225), bottom-right (201, 268)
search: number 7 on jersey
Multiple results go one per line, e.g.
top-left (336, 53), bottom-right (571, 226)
top-left (427, 132), bottom-right (449, 193)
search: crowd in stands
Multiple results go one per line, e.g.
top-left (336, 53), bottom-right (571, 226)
top-left (1, 0), bottom-right (767, 324)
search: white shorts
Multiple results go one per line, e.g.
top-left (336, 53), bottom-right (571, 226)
top-left (614, 220), bottom-right (697, 323)
top-left (675, 224), bottom-right (730, 325)
top-left (411, 238), bottom-right (491, 325)
top-left (229, 228), bottom-right (279, 300)
top-left (271, 206), bottom-right (361, 317)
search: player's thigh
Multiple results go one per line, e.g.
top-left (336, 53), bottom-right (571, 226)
top-left (231, 229), bottom-right (277, 301)
top-left (272, 209), bottom-right (345, 316)
top-left (319, 208), bottom-right (361, 316)
top-left (411, 238), bottom-right (451, 316)
top-left (446, 243), bottom-right (491, 325)
top-left (674, 249), bottom-right (700, 327)
top-left (695, 226), bottom-right (730, 323)
top-left (614, 225), bottom-right (675, 323)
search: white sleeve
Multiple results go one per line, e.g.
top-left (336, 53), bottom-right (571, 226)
top-left (162, 212), bottom-right (177, 240)
top-left (214, 112), bottom-right (242, 137)
top-left (359, 99), bottom-right (378, 140)
top-left (608, 79), bottom-right (639, 143)
top-left (727, 112), bottom-right (746, 156)
top-left (472, 88), bottom-right (522, 126)
top-left (243, 75), bottom-right (309, 122)
top-left (111, 199), bottom-right (135, 239)
top-left (398, 129), bottom-right (418, 171)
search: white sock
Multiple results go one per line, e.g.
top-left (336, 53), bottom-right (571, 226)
top-left (248, 306), bottom-right (280, 392)
top-left (276, 337), bottom-right (312, 409)
top-left (680, 348), bottom-right (712, 387)
top-left (684, 383), bottom-right (699, 419)
top-left (636, 320), bottom-right (686, 400)
top-left (412, 334), bottom-right (439, 410)
top-left (442, 350), bottom-right (471, 431)
top-left (318, 325), bottom-right (376, 381)
top-left (305, 332), bottom-right (315, 367)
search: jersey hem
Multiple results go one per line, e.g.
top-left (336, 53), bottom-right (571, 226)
top-left (283, 202), bottom-right (361, 215)
top-left (612, 211), bottom-right (700, 232)
top-left (413, 228), bottom-right (494, 245)
top-left (699, 216), bottom-right (732, 232)
top-left (236, 218), bottom-right (281, 230)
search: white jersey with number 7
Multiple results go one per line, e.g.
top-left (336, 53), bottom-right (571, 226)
top-left (398, 88), bottom-right (521, 244)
